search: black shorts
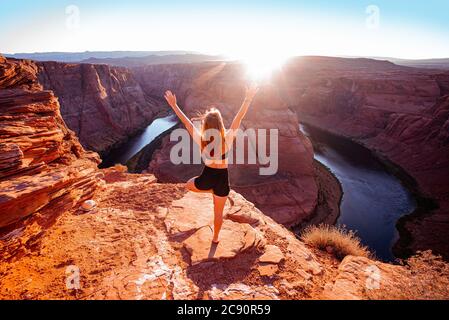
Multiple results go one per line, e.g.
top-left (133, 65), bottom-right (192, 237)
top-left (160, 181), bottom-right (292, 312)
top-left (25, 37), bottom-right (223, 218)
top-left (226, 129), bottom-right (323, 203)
top-left (194, 166), bottom-right (230, 197)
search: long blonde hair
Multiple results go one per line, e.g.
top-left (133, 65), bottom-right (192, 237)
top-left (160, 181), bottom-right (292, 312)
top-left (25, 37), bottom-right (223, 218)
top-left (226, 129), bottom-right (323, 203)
top-left (200, 108), bottom-right (226, 156)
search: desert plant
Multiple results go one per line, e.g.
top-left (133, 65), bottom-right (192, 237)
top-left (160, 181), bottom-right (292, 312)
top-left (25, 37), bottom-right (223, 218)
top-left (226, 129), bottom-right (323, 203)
top-left (112, 164), bottom-right (128, 172)
top-left (301, 224), bottom-right (370, 260)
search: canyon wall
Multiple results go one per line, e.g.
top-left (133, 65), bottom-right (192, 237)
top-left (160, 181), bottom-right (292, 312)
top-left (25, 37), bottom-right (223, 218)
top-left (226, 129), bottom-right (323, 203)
top-left (281, 56), bottom-right (449, 258)
top-left (132, 63), bottom-right (319, 227)
top-left (0, 57), bottom-right (99, 255)
top-left (37, 61), bottom-right (166, 155)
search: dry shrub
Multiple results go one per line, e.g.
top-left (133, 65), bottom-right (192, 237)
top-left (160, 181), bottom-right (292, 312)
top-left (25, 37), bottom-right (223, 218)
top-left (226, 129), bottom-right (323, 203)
top-left (301, 224), bottom-right (370, 260)
top-left (112, 164), bottom-right (128, 172)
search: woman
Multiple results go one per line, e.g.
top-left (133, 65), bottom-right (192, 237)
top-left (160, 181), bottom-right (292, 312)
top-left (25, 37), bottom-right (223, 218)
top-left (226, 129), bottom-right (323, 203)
top-left (164, 85), bottom-right (259, 243)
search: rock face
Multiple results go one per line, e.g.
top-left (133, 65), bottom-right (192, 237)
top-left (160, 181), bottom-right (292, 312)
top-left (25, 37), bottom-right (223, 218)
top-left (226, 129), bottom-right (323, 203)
top-left (37, 61), bottom-right (166, 154)
top-left (0, 57), bottom-right (99, 253)
top-left (133, 63), bottom-right (318, 227)
top-left (281, 56), bottom-right (449, 259)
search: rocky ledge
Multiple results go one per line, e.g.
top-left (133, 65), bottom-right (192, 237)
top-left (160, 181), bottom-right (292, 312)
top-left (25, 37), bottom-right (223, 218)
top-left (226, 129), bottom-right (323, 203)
top-left (1, 169), bottom-right (448, 299)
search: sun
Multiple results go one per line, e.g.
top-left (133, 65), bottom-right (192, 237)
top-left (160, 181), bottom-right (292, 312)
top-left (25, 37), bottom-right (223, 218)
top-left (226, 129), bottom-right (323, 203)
top-left (240, 51), bottom-right (288, 82)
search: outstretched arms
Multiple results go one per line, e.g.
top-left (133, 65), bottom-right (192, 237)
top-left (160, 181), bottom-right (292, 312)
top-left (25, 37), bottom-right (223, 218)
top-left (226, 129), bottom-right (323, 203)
top-left (164, 90), bottom-right (201, 143)
top-left (229, 84), bottom-right (259, 132)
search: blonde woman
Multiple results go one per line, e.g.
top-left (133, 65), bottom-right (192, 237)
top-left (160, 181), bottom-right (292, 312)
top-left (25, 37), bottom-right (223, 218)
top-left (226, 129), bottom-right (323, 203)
top-left (164, 85), bottom-right (258, 243)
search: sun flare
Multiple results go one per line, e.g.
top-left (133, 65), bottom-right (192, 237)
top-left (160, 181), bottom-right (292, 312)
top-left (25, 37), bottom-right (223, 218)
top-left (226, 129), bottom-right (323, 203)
top-left (239, 52), bottom-right (288, 82)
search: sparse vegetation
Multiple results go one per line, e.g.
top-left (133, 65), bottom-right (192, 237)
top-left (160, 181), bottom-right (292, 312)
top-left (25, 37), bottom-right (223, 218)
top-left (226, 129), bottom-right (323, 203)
top-left (112, 164), bottom-right (128, 172)
top-left (301, 224), bottom-right (370, 260)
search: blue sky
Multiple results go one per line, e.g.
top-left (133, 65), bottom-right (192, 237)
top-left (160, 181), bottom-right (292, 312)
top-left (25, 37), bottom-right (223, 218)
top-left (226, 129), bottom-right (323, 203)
top-left (1, 0), bottom-right (448, 58)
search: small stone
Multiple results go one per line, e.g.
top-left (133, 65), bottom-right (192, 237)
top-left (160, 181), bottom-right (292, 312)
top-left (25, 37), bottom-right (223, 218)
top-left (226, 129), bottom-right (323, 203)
top-left (259, 245), bottom-right (284, 264)
top-left (81, 199), bottom-right (96, 211)
top-left (257, 264), bottom-right (279, 277)
top-left (298, 269), bottom-right (313, 281)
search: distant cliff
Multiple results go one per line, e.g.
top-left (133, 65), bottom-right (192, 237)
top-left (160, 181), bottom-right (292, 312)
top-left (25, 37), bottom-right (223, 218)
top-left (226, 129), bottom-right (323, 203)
top-left (37, 61), bottom-right (167, 155)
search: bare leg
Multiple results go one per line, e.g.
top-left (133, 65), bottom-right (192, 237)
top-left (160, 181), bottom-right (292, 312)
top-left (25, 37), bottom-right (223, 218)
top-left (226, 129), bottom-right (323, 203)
top-left (212, 195), bottom-right (227, 243)
top-left (186, 177), bottom-right (212, 193)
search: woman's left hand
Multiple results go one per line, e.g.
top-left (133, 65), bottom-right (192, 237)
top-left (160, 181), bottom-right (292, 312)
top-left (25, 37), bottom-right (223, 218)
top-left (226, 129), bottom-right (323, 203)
top-left (245, 84), bottom-right (259, 101)
top-left (164, 90), bottom-right (177, 108)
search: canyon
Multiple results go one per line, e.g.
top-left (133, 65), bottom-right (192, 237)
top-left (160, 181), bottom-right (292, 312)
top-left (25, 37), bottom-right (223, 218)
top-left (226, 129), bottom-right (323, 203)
top-left (32, 57), bottom-right (449, 260)
top-left (1, 55), bottom-right (449, 299)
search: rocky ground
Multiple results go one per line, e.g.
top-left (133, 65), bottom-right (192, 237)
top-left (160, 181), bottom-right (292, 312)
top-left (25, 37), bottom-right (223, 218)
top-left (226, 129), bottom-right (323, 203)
top-left (1, 169), bottom-right (448, 300)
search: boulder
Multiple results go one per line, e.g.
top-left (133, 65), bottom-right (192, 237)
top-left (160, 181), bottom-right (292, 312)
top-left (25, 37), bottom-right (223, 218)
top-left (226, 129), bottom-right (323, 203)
top-left (183, 221), bottom-right (259, 265)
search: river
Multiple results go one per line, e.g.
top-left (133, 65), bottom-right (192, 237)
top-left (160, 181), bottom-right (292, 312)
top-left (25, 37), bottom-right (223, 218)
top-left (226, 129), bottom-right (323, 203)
top-left (300, 124), bottom-right (416, 262)
top-left (100, 115), bottom-right (178, 168)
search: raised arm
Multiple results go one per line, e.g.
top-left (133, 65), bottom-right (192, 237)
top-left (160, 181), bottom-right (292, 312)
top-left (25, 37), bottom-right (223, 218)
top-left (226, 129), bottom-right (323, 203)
top-left (164, 90), bottom-right (201, 143)
top-left (229, 84), bottom-right (259, 132)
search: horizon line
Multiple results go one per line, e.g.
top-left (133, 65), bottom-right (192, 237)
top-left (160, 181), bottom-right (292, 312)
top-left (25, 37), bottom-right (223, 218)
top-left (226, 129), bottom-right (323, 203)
top-left (2, 50), bottom-right (449, 61)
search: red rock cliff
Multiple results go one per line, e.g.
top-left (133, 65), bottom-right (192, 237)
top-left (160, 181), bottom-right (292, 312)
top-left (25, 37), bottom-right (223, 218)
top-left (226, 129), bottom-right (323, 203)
top-left (0, 56), bottom-right (99, 252)
top-left (37, 61), bottom-right (166, 154)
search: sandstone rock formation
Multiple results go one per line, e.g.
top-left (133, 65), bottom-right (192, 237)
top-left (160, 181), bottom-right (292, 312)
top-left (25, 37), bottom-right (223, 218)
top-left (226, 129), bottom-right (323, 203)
top-left (37, 61), bottom-right (166, 154)
top-left (0, 56), bottom-right (99, 257)
top-left (322, 251), bottom-right (449, 300)
top-left (281, 56), bottom-right (449, 259)
top-left (133, 63), bottom-right (319, 227)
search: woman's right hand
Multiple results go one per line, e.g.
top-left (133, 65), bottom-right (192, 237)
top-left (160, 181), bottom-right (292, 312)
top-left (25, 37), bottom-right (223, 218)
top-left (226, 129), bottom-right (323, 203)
top-left (164, 90), bottom-right (177, 109)
top-left (245, 84), bottom-right (259, 101)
